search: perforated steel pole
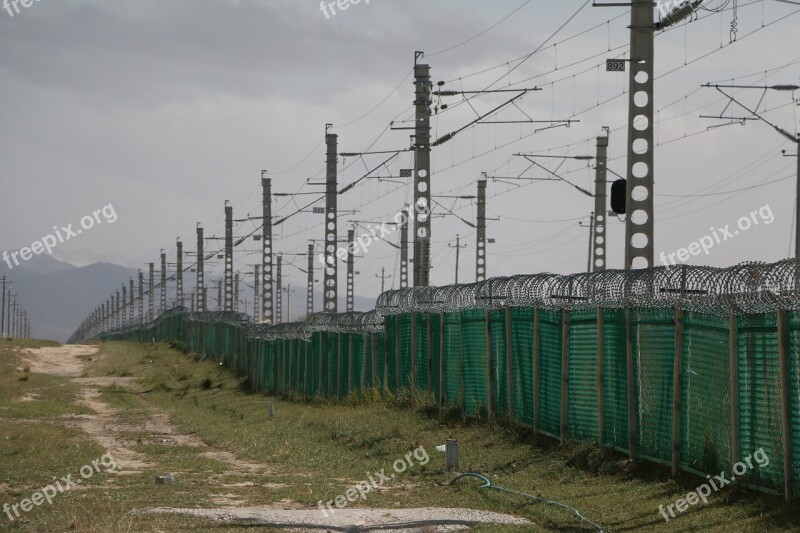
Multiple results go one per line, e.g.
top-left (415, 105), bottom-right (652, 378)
top-left (400, 205), bottom-right (409, 289)
top-left (261, 173), bottom-right (274, 323)
top-left (476, 178), bottom-right (487, 282)
top-left (347, 228), bottom-right (355, 312)
top-left (129, 278), bottom-right (135, 324)
top-left (160, 250), bottom-right (167, 313)
top-left (224, 203), bottom-right (234, 311)
top-left (138, 270), bottom-right (144, 323)
top-left (276, 255), bottom-right (283, 323)
top-left (254, 265), bottom-right (260, 320)
top-left (176, 239), bottom-right (184, 307)
top-left (593, 134), bottom-right (609, 272)
top-left (307, 243), bottom-right (314, 315)
top-left (413, 55), bottom-right (432, 287)
top-left (196, 225), bottom-right (206, 312)
top-left (148, 263), bottom-right (155, 321)
top-left (323, 129), bottom-right (339, 312)
top-left (624, 0), bottom-right (655, 268)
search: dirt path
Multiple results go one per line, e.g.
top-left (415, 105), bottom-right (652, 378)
top-left (19, 345), bottom-right (531, 532)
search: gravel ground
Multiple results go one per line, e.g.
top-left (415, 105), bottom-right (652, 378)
top-left (139, 506), bottom-right (532, 531)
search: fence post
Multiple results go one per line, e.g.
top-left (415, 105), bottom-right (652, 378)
top-left (729, 314), bottom-right (741, 469)
top-left (348, 333), bottom-right (354, 396)
top-left (337, 333), bottom-right (342, 400)
top-left (533, 306), bottom-right (541, 435)
top-left (597, 307), bottom-right (605, 449)
top-left (777, 308), bottom-right (794, 501)
top-left (672, 307), bottom-right (684, 477)
top-left (371, 333), bottom-right (378, 388)
top-left (505, 305), bottom-right (515, 424)
top-left (395, 317), bottom-right (401, 392)
top-left (485, 309), bottom-right (496, 423)
top-left (560, 309), bottom-right (570, 446)
top-left (459, 311), bottom-right (466, 421)
top-left (626, 307), bottom-right (637, 461)
top-left (411, 311), bottom-right (417, 393)
top-left (439, 311), bottom-right (446, 423)
top-left (427, 314), bottom-right (433, 394)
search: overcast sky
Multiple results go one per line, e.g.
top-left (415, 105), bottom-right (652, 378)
top-left (2, 0), bottom-right (799, 304)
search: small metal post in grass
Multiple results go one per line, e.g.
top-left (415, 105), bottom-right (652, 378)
top-left (446, 439), bottom-right (460, 471)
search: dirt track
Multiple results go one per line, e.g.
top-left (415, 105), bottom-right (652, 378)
top-left (18, 344), bottom-right (531, 532)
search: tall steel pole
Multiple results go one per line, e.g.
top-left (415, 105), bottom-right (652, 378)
top-left (224, 202), bottom-right (234, 311)
top-left (148, 263), bottom-right (155, 321)
top-left (796, 143), bottom-right (800, 258)
top-left (1, 276), bottom-right (6, 337)
top-left (400, 205), bottom-right (409, 289)
top-left (624, 0), bottom-right (655, 269)
top-left (346, 228), bottom-right (355, 312)
top-left (413, 53), bottom-right (432, 286)
top-left (234, 272), bottom-right (240, 312)
top-left (476, 178), bottom-right (487, 282)
top-left (129, 278), bottom-right (135, 324)
top-left (138, 271), bottom-right (144, 323)
top-left (196, 224), bottom-right (206, 312)
top-left (121, 284), bottom-right (127, 327)
top-left (307, 243), bottom-right (314, 316)
top-left (276, 255), bottom-right (283, 323)
top-left (323, 128), bottom-right (339, 313)
top-left (261, 173), bottom-right (274, 323)
top-left (254, 265), bottom-right (260, 320)
top-left (593, 133), bottom-right (609, 272)
top-left (176, 239), bottom-right (184, 307)
top-left (160, 250), bottom-right (167, 313)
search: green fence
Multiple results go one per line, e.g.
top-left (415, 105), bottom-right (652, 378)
top-left (99, 304), bottom-right (800, 499)
top-left (85, 260), bottom-right (800, 500)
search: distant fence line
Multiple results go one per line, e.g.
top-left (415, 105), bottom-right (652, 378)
top-left (70, 260), bottom-right (800, 501)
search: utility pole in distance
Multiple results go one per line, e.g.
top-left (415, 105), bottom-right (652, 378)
top-left (129, 278), bottom-right (135, 324)
top-left (176, 238), bottom-right (184, 307)
top-left (476, 178), bottom-right (487, 282)
top-left (148, 263), bottom-right (155, 321)
top-left (323, 126), bottom-right (339, 313)
top-left (196, 224), bottom-right (206, 312)
top-left (449, 235), bottom-right (467, 284)
top-left (1, 275), bottom-right (6, 337)
top-left (160, 250), bottom-right (167, 313)
top-left (376, 268), bottom-right (391, 293)
top-left (224, 201), bottom-right (234, 311)
top-left (138, 270), bottom-right (144, 323)
top-left (413, 52), bottom-right (432, 287)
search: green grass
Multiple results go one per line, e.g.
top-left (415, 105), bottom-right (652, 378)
top-left (0, 339), bottom-right (798, 532)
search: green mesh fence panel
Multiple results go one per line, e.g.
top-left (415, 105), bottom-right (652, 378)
top-left (444, 312), bottom-right (463, 411)
top-left (568, 309), bottom-right (599, 442)
top-left (428, 314), bottom-right (442, 399)
top-left (397, 314), bottom-right (412, 389)
top-left (738, 313), bottom-right (782, 490)
top-left (385, 316), bottom-right (399, 391)
top-left (634, 308), bottom-right (675, 465)
top-left (538, 309), bottom-right (563, 438)
top-left (510, 307), bottom-right (534, 426)
top-left (789, 311), bottom-right (800, 495)
top-left (680, 312), bottom-right (731, 476)
top-left (489, 310), bottom-right (507, 420)
top-left (460, 309), bottom-right (488, 417)
top-left (602, 309), bottom-right (628, 451)
top-left (350, 334), bottom-right (364, 394)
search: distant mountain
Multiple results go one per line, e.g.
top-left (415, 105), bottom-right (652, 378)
top-left (0, 256), bottom-right (384, 342)
top-left (0, 258), bottom-right (138, 342)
